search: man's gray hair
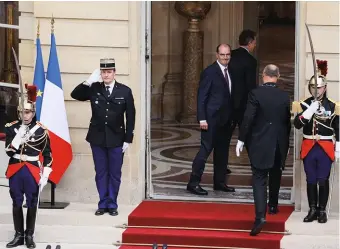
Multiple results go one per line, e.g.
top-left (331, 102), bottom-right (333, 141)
top-left (263, 64), bottom-right (280, 78)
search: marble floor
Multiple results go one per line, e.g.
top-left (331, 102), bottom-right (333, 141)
top-left (149, 24), bottom-right (296, 203)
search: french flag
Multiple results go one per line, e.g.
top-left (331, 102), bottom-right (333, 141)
top-left (40, 32), bottom-right (73, 184)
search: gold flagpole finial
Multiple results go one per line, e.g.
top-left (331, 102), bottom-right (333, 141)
top-left (51, 14), bottom-right (55, 34)
top-left (37, 20), bottom-right (40, 38)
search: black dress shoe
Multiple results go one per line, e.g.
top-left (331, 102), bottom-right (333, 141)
top-left (250, 218), bottom-right (266, 236)
top-left (213, 184), bottom-right (235, 192)
top-left (186, 185), bottom-right (208, 195)
top-left (108, 208), bottom-right (118, 216)
top-left (268, 206), bottom-right (279, 215)
top-left (95, 208), bottom-right (107, 216)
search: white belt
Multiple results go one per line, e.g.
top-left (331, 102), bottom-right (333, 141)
top-left (13, 154), bottom-right (39, 162)
top-left (303, 134), bottom-right (334, 140)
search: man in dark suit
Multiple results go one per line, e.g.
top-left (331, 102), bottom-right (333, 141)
top-left (71, 58), bottom-right (136, 216)
top-left (236, 65), bottom-right (291, 236)
top-left (227, 29), bottom-right (258, 173)
top-left (187, 44), bottom-right (235, 196)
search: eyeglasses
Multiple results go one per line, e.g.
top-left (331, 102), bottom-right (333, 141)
top-left (219, 53), bottom-right (231, 57)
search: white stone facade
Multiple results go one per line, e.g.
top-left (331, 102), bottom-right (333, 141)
top-left (16, 1), bottom-right (339, 213)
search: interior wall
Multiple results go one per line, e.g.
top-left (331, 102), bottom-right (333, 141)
top-left (151, 1), bottom-right (244, 122)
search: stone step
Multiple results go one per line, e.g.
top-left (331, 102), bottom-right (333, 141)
top-left (0, 203), bottom-right (135, 227)
top-left (0, 224), bottom-right (123, 245)
top-left (0, 242), bottom-right (120, 249)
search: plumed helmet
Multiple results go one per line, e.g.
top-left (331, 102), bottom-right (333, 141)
top-left (308, 59), bottom-right (327, 89)
top-left (17, 84), bottom-right (37, 112)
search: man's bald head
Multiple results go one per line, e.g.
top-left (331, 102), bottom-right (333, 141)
top-left (262, 64), bottom-right (280, 83)
top-left (263, 64), bottom-right (280, 78)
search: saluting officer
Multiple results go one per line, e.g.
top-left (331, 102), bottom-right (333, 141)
top-left (71, 58), bottom-right (136, 216)
top-left (5, 84), bottom-right (52, 248)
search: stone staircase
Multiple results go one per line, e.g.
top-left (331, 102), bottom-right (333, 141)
top-left (0, 186), bottom-right (338, 249)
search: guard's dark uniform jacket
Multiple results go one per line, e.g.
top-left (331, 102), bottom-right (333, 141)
top-left (71, 81), bottom-right (136, 148)
top-left (293, 97), bottom-right (339, 160)
top-left (5, 120), bottom-right (52, 183)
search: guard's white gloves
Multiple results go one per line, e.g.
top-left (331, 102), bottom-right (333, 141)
top-left (335, 142), bottom-right (340, 162)
top-left (302, 101), bottom-right (320, 120)
top-left (84, 69), bottom-right (103, 86)
top-left (39, 167), bottom-right (53, 190)
top-left (122, 142), bottom-right (130, 153)
top-left (12, 125), bottom-right (28, 149)
top-left (236, 140), bottom-right (244, 157)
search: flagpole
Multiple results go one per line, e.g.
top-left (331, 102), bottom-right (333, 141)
top-left (38, 15), bottom-right (70, 209)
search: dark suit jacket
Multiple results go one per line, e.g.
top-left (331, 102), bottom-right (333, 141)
top-left (228, 47), bottom-right (257, 121)
top-left (238, 83), bottom-right (291, 170)
top-left (71, 81), bottom-right (136, 148)
top-left (197, 61), bottom-right (232, 126)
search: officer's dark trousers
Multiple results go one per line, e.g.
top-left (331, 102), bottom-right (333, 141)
top-left (91, 144), bottom-right (123, 209)
top-left (303, 143), bottom-right (332, 210)
top-left (9, 166), bottom-right (39, 208)
top-left (251, 146), bottom-right (282, 220)
top-left (189, 121), bottom-right (231, 186)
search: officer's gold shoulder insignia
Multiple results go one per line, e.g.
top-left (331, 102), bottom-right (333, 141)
top-left (36, 121), bottom-right (47, 129)
top-left (5, 120), bottom-right (19, 127)
top-left (328, 98), bottom-right (336, 104)
top-left (335, 101), bottom-right (340, 115)
top-left (292, 101), bottom-right (303, 113)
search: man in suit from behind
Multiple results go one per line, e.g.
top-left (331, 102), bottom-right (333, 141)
top-left (236, 65), bottom-right (291, 236)
top-left (226, 29), bottom-right (258, 174)
top-left (187, 44), bottom-right (235, 196)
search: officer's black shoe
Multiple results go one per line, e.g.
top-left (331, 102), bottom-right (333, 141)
top-left (25, 235), bottom-right (36, 248)
top-left (250, 218), bottom-right (266, 236)
top-left (108, 208), bottom-right (118, 216)
top-left (318, 209), bottom-right (328, 223)
top-left (6, 207), bottom-right (24, 248)
top-left (186, 184), bottom-right (208, 195)
top-left (213, 183), bottom-right (235, 192)
top-left (268, 206), bottom-right (279, 215)
top-left (95, 208), bottom-right (107, 216)
top-left (25, 208), bottom-right (37, 248)
top-left (6, 232), bottom-right (24, 248)
top-left (303, 206), bottom-right (318, 222)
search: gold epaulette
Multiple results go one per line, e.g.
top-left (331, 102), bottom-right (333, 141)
top-left (291, 101), bottom-right (303, 113)
top-left (5, 120), bottom-right (19, 127)
top-left (335, 102), bottom-right (340, 115)
top-left (328, 98), bottom-right (340, 115)
top-left (36, 121), bottom-right (47, 129)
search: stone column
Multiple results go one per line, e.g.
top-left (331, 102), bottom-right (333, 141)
top-left (175, 2), bottom-right (211, 123)
top-left (181, 20), bottom-right (204, 123)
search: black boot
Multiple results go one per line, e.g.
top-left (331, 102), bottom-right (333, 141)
top-left (318, 180), bottom-right (329, 223)
top-left (303, 184), bottom-right (318, 222)
top-left (25, 208), bottom-right (37, 248)
top-left (6, 207), bottom-right (25, 248)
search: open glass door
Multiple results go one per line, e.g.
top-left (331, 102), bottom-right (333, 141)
top-left (0, 2), bottom-right (19, 186)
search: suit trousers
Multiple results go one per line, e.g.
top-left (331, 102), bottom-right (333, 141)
top-left (90, 144), bottom-right (123, 209)
top-left (251, 145), bottom-right (282, 220)
top-left (189, 121), bottom-right (231, 186)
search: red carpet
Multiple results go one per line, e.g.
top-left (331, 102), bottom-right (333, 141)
top-left (120, 201), bottom-right (294, 249)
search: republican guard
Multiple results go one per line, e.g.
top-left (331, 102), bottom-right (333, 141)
top-left (292, 59), bottom-right (339, 223)
top-left (5, 84), bottom-right (53, 248)
top-left (71, 58), bottom-right (136, 216)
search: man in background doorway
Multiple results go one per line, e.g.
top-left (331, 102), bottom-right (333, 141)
top-left (227, 29), bottom-right (258, 174)
top-left (187, 44), bottom-right (235, 196)
top-left (236, 65), bottom-right (291, 236)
